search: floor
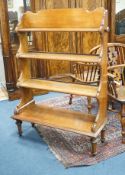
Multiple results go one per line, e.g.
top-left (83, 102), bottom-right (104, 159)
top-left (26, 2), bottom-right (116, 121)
top-left (0, 92), bottom-right (125, 175)
top-left (0, 85), bottom-right (8, 101)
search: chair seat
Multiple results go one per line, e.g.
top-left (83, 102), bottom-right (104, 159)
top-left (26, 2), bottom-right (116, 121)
top-left (69, 73), bottom-right (99, 84)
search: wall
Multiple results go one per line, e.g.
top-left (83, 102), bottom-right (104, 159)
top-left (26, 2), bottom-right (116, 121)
top-left (8, 0), bottom-right (24, 20)
top-left (0, 0), bottom-right (24, 87)
top-left (8, 0), bottom-right (23, 11)
top-left (116, 0), bottom-right (125, 13)
top-left (0, 44), bottom-right (6, 87)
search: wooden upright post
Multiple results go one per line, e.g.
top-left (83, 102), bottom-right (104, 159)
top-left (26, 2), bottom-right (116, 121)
top-left (0, 0), bottom-right (16, 94)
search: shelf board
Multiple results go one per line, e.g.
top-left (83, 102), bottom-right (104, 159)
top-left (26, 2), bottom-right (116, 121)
top-left (17, 79), bottom-right (98, 97)
top-left (17, 28), bottom-right (101, 32)
top-left (12, 104), bottom-right (99, 137)
top-left (17, 52), bottom-right (100, 63)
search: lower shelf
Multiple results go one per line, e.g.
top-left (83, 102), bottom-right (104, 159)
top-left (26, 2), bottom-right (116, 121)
top-left (17, 79), bottom-right (98, 97)
top-left (12, 103), bottom-right (102, 137)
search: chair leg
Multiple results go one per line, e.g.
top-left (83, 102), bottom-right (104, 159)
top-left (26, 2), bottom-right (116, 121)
top-left (121, 104), bottom-right (125, 144)
top-left (107, 100), bottom-right (112, 111)
top-left (16, 120), bottom-right (22, 136)
top-left (108, 99), bottom-right (118, 112)
top-left (69, 78), bottom-right (76, 105)
top-left (121, 118), bottom-right (125, 144)
top-left (91, 137), bottom-right (97, 156)
top-left (69, 94), bottom-right (73, 105)
top-left (101, 128), bottom-right (106, 143)
top-left (87, 96), bottom-right (92, 114)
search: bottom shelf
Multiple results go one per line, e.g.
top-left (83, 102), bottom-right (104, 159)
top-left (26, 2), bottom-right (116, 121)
top-left (12, 103), bottom-right (102, 137)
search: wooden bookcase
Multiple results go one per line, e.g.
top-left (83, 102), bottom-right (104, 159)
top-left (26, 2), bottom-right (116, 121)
top-left (12, 7), bottom-right (109, 156)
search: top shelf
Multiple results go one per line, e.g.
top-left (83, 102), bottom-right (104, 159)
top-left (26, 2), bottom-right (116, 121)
top-left (16, 8), bottom-right (106, 32)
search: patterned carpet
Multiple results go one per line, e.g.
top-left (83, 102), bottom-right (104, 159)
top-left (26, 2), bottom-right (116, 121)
top-left (36, 95), bottom-right (125, 168)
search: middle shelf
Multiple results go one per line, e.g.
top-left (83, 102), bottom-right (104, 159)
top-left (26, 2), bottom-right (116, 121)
top-left (17, 52), bottom-right (101, 63)
top-left (17, 79), bottom-right (99, 97)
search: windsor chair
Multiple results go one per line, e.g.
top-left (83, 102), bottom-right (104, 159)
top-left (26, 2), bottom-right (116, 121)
top-left (68, 61), bottom-right (100, 113)
top-left (90, 43), bottom-right (125, 143)
top-left (69, 43), bottom-right (125, 115)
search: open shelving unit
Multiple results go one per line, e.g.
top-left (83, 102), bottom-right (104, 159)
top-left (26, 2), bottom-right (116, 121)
top-left (12, 7), bottom-right (108, 156)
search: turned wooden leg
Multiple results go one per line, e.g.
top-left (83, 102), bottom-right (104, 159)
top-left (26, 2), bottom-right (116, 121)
top-left (101, 128), bottom-right (106, 143)
top-left (121, 117), bottom-right (125, 144)
top-left (16, 120), bottom-right (22, 136)
top-left (91, 137), bottom-right (97, 156)
top-left (87, 96), bottom-right (92, 114)
top-left (108, 99), bottom-right (118, 112)
top-left (31, 123), bottom-right (35, 127)
top-left (69, 94), bottom-right (73, 105)
top-left (121, 104), bottom-right (125, 144)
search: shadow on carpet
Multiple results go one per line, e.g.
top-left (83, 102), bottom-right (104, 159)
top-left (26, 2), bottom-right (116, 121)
top-left (35, 95), bottom-right (125, 168)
